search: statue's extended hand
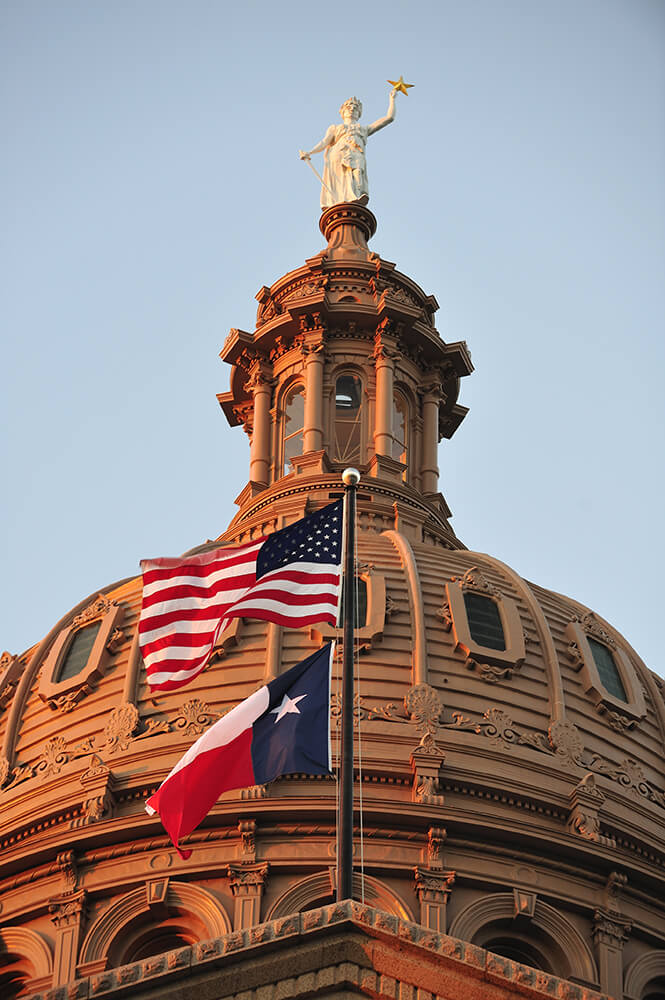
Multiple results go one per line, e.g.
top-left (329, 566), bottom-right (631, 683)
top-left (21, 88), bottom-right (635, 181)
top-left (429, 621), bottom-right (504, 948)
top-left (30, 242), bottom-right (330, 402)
top-left (299, 149), bottom-right (311, 161)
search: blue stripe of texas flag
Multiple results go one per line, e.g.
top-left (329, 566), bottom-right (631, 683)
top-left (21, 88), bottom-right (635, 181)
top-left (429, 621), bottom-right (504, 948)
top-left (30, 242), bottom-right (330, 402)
top-left (251, 642), bottom-right (333, 785)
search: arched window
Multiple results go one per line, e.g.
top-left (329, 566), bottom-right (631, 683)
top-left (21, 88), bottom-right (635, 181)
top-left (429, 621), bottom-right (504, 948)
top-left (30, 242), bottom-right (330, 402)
top-left (392, 391), bottom-right (408, 474)
top-left (334, 374), bottom-right (363, 464)
top-left (282, 384), bottom-right (304, 474)
top-left (55, 622), bottom-right (102, 683)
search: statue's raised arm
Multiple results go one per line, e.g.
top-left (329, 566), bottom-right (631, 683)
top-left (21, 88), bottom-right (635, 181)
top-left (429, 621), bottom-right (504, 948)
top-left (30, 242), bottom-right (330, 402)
top-left (367, 89), bottom-right (396, 136)
top-left (299, 80), bottom-right (412, 210)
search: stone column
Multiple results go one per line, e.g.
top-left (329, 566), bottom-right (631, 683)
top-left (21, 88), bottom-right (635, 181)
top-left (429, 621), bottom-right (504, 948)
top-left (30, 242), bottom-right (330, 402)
top-left (228, 862), bottom-right (269, 930)
top-left (302, 337), bottom-right (325, 454)
top-left (373, 324), bottom-right (396, 458)
top-left (49, 890), bottom-right (87, 986)
top-left (421, 380), bottom-right (442, 495)
top-left (247, 361), bottom-right (272, 488)
top-left (593, 909), bottom-right (631, 998)
top-left (414, 868), bottom-right (455, 933)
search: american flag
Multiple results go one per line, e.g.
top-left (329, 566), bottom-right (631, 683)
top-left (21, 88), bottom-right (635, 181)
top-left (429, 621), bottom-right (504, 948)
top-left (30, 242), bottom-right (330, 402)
top-left (139, 500), bottom-right (343, 692)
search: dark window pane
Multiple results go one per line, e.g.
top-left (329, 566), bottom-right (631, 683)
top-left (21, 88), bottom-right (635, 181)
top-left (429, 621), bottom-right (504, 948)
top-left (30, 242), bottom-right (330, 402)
top-left (588, 637), bottom-right (627, 702)
top-left (283, 386), bottom-right (305, 473)
top-left (463, 592), bottom-right (506, 651)
top-left (339, 577), bottom-right (368, 628)
top-left (56, 622), bottom-right (102, 682)
top-left (334, 375), bottom-right (362, 464)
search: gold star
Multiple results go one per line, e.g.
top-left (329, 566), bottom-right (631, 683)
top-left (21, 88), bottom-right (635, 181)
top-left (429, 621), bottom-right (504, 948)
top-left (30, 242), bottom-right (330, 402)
top-left (388, 76), bottom-right (414, 96)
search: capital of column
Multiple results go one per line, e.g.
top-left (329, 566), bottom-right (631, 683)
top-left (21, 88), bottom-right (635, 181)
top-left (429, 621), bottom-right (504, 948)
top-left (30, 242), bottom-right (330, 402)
top-left (593, 908), bottom-right (632, 947)
top-left (246, 358), bottom-right (273, 393)
top-left (414, 866), bottom-right (455, 899)
top-left (227, 862), bottom-right (269, 897)
top-left (49, 890), bottom-right (87, 929)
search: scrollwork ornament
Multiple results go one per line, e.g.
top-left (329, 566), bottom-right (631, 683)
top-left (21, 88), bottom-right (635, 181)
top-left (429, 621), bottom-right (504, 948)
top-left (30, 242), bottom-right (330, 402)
top-left (36, 736), bottom-right (69, 778)
top-left (566, 641), bottom-right (584, 669)
top-left (476, 708), bottom-right (518, 746)
top-left (436, 599), bottom-right (453, 631)
top-left (72, 595), bottom-right (114, 628)
top-left (451, 566), bottom-right (500, 597)
top-left (0, 756), bottom-right (10, 788)
top-left (574, 611), bottom-right (616, 648)
top-left (173, 698), bottom-right (219, 737)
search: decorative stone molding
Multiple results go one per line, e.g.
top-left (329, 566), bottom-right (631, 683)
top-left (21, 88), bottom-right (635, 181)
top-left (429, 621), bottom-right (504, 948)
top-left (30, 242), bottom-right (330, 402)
top-left (79, 881), bottom-right (232, 969)
top-left (228, 863), bottom-right (269, 930)
top-left (49, 890), bottom-right (88, 986)
top-left (0, 926), bottom-right (53, 981)
top-left (35, 736), bottom-right (69, 779)
top-left (103, 703), bottom-right (139, 752)
top-left (565, 616), bottom-right (646, 726)
top-left (426, 826), bottom-right (447, 870)
top-left (592, 910), bottom-right (632, 946)
top-left (449, 893), bottom-right (598, 987)
top-left (444, 569), bottom-right (526, 682)
top-left (603, 871), bottom-right (627, 914)
top-left (410, 739), bottom-right (445, 804)
top-left (30, 900), bottom-right (619, 1000)
top-left (38, 596), bottom-right (125, 711)
top-left (266, 873), bottom-right (414, 923)
top-left (238, 819), bottom-right (256, 860)
top-left (624, 950), bottom-right (665, 1000)
top-left (404, 683), bottom-right (443, 743)
top-left (0, 650), bottom-right (24, 708)
top-left (57, 850), bottom-right (79, 893)
top-left (567, 773), bottom-right (612, 846)
top-left (548, 720), bottom-right (585, 767)
top-left (172, 698), bottom-right (220, 737)
top-left (593, 908), bottom-right (632, 997)
top-left (72, 759), bottom-right (117, 828)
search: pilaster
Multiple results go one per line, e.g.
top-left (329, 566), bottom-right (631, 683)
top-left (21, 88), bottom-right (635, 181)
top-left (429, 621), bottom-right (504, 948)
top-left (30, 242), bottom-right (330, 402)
top-left (228, 862), bottom-right (269, 930)
top-left (593, 909), bottom-right (631, 997)
top-left (49, 889), bottom-right (88, 986)
top-left (414, 867), bottom-right (455, 933)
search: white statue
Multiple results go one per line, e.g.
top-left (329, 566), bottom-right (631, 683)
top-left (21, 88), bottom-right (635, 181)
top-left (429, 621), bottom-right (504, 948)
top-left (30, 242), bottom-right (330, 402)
top-left (299, 91), bottom-right (398, 209)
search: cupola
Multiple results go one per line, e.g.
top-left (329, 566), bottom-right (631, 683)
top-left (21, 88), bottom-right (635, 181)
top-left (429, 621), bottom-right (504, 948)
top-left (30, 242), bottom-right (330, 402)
top-left (217, 203), bottom-right (474, 548)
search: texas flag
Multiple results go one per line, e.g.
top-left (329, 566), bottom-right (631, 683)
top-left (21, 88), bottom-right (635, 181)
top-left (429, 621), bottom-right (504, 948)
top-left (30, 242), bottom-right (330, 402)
top-left (145, 643), bottom-right (334, 858)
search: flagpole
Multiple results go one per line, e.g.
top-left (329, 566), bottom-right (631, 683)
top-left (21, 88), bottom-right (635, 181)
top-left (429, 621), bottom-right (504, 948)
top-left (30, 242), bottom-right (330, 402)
top-left (338, 467), bottom-right (359, 901)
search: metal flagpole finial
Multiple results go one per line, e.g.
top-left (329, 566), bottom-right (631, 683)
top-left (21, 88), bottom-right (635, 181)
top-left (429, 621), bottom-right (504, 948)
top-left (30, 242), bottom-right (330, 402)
top-left (342, 468), bottom-right (360, 486)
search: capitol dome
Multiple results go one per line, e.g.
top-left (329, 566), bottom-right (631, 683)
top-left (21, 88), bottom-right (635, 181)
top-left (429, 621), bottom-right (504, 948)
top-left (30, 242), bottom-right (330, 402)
top-left (1, 204), bottom-right (664, 1000)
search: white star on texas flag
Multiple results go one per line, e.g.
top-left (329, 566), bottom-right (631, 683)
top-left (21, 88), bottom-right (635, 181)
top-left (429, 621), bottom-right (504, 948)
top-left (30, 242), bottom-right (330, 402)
top-left (270, 693), bottom-right (307, 723)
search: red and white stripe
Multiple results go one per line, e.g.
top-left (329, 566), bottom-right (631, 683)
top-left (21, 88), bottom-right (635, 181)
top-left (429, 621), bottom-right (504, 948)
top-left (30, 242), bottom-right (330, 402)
top-left (139, 542), bottom-right (340, 692)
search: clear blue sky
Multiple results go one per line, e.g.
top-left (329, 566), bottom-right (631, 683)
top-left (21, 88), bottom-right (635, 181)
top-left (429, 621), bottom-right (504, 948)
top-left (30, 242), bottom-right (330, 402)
top-left (2, 1), bottom-right (664, 677)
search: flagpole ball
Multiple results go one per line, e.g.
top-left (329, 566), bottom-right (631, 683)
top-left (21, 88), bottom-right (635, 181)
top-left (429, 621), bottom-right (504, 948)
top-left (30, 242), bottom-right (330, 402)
top-left (342, 467), bottom-right (360, 486)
